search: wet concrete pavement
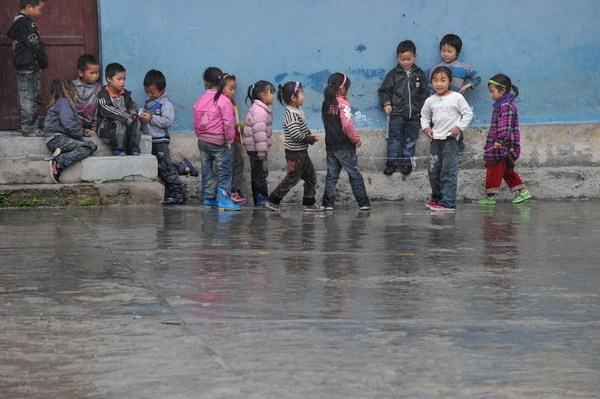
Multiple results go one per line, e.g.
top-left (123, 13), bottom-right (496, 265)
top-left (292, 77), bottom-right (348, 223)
top-left (1, 200), bottom-right (599, 398)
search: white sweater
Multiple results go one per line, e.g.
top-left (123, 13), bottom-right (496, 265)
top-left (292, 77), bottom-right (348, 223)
top-left (420, 91), bottom-right (473, 140)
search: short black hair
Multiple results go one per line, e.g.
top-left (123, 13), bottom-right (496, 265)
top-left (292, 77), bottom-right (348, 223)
top-left (143, 69), bottom-right (166, 91)
top-left (440, 34), bottom-right (462, 55)
top-left (396, 40), bottom-right (416, 55)
top-left (21, 0), bottom-right (44, 9)
top-left (77, 54), bottom-right (99, 72)
top-left (105, 62), bottom-right (126, 79)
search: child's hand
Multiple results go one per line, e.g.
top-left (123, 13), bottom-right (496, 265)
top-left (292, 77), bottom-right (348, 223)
top-left (423, 128), bottom-right (433, 139)
top-left (448, 126), bottom-right (462, 138)
top-left (84, 129), bottom-right (94, 137)
top-left (258, 155), bottom-right (265, 161)
top-left (355, 140), bottom-right (362, 148)
top-left (309, 134), bottom-right (320, 142)
top-left (383, 105), bottom-right (392, 114)
top-left (139, 112), bottom-right (151, 123)
top-left (493, 141), bottom-right (502, 149)
top-left (459, 83), bottom-right (474, 94)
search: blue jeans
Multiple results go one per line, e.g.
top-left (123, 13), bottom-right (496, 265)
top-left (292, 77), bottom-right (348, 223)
top-left (386, 115), bottom-right (420, 167)
top-left (197, 140), bottom-right (232, 200)
top-left (16, 70), bottom-right (41, 134)
top-left (322, 149), bottom-right (370, 207)
top-left (428, 138), bottom-right (459, 208)
top-left (46, 134), bottom-right (97, 168)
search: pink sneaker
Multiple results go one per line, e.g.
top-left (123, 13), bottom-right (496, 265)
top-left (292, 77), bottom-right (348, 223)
top-left (425, 201), bottom-right (437, 209)
top-left (231, 192), bottom-right (249, 205)
top-left (429, 204), bottom-right (455, 213)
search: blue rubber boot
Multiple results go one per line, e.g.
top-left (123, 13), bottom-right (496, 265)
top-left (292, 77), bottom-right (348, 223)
top-left (217, 188), bottom-right (241, 211)
top-left (202, 199), bottom-right (218, 209)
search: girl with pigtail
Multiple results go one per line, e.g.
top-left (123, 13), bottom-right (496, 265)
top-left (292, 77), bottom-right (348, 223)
top-left (192, 67), bottom-right (240, 211)
top-left (321, 72), bottom-right (370, 210)
top-left (477, 73), bottom-right (532, 205)
top-left (265, 81), bottom-right (324, 212)
top-left (243, 80), bottom-right (275, 206)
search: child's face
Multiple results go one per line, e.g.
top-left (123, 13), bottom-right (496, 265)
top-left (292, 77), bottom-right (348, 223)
top-left (432, 72), bottom-right (451, 95)
top-left (291, 88), bottom-right (304, 107)
top-left (223, 80), bottom-right (236, 100)
top-left (260, 89), bottom-right (275, 105)
top-left (145, 84), bottom-right (165, 100)
top-left (488, 85), bottom-right (505, 101)
top-left (396, 51), bottom-right (416, 70)
top-left (440, 44), bottom-right (458, 63)
top-left (106, 71), bottom-right (126, 92)
top-left (23, 2), bottom-right (44, 18)
top-left (78, 63), bottom-right (100, 85)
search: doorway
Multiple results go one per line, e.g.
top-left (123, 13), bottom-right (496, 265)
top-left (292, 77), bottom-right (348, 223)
top-left (0, 0), bottom-right (99, 130)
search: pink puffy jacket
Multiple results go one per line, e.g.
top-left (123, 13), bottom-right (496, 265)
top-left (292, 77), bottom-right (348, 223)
top-left (242, 100), bottom-right (272, 157)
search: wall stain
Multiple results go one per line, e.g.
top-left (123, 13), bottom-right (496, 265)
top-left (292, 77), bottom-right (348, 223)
top-left (355, 44), bottom-right (367, 53)
top-left (274, 73), bottom-right (288, 83)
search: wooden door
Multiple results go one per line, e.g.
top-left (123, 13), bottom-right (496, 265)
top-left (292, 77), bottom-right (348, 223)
top-left (0, 0), bottom-right (99, 130)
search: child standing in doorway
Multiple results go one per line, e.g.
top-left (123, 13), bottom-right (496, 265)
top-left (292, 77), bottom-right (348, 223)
top-left (72, 54), bottom-right (102, 136)
top-left (321, 72), bottom-right (370, 211)
top-left (378, 40), bottom-right (428, 176)
top-left (193, 67), bottom-right (240, 211)
top-left (45, 78), bottom-right (97, 183)
top-left (7, 0), bottom-right (49, 137)
top-left (477, 74), bottom-right (532, 205)
top-left (265, 81), bottom-right (323, 212)
top-left (243, 80), bottom-right (275, 206)
top-left (421, 66), bottom-right (473, 212)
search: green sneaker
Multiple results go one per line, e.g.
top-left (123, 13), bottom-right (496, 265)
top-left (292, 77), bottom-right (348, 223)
top-left (512, 190), bottom-right (532, 204)
top-left (477, 196), bottom-right (496, 205)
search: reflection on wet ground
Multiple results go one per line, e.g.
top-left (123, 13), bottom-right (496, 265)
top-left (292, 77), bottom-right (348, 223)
top-left (1, 201), bottom-right (599, 398)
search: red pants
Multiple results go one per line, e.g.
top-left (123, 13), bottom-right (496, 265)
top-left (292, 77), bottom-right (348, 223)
top-left (484, 159), bottom-right (525, 195)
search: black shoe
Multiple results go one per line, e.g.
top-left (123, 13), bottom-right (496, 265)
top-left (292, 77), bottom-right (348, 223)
top-left (383, 165), bottom-right (396, 175)
top-left (400, 165), bottom-right (412, 175)
top-left (50, 160), bottom-right (62, 183)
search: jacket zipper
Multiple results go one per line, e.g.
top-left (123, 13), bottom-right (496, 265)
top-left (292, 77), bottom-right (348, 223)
top-left (406, 70), bottom-right (412, 119)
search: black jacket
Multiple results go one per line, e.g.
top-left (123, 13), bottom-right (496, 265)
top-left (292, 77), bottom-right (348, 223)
top-left (378, 65), bottom-right (428, 119)
top-left (96, 87), bottom-right (138, 140)
top-left (6, 13), bottom-right (48, 71)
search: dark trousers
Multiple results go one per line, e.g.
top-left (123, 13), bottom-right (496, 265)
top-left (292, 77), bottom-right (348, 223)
top-left (46, 134), bottom-right (97, 168)
top-left (322, 149), bottom-right (370, 207)
top-left (268, 150), bottom-right (317, 206)
top-left (109, 119), bottom-right (141, 153)
top-left (230, 141), bottom-right (245, 194)
top-left (152, 142), bottom-right (183, 200)
top-left (247, 151), bottom-right (269, 205)
top-left (386, 115), bottom-right (420, 167)
top-left (16, 70), bottom-right (41, 134)
top-left (484, 159), bottom-right (525, 195)
top-left (428, 138), bottom-right (459, 208)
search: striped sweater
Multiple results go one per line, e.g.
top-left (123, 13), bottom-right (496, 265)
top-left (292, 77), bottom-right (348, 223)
top-left (282, 105), bottom-right (316, 151)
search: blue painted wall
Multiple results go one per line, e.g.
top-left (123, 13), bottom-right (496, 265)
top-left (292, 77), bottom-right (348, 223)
top-left (98, 0), bottom-right (600, 131)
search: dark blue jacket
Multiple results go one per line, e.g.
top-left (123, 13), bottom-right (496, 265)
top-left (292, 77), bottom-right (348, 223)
top-left (43, 98), bottom-right (84, 141)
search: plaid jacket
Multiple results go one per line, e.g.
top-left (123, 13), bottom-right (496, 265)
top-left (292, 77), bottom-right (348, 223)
top-left (484, 94), bottom-right (520, 164)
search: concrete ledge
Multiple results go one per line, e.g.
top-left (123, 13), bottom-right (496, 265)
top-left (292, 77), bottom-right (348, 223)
top-left (0, 131), bottom-right (152, 157)
top-left (179, 166), bottom-right (600, 204)
top-left (0, 182), bottom-right (164, 207)
top-left (0, 155), bottom-right (158, 184)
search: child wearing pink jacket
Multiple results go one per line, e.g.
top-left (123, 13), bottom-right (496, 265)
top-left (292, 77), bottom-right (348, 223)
top-left (243, 80), bottom-right (275, 206)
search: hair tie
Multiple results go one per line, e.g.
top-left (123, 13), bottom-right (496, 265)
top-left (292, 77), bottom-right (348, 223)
top-left (223, 74), bottom-right (230, 80)
top-left (250, 84), bottom-right (255, 96)
top-left (489, 79), bottom-right (507, 88)
top-left (340, 73), bottom-right (347, 88)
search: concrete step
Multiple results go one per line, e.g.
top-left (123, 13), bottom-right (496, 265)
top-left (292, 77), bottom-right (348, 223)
top-left (0, 154), bottom-right (158, 184)
top-left (0, 130), bottom-right (152, 158)
top-left (0, 182), bottom-right (164, 207)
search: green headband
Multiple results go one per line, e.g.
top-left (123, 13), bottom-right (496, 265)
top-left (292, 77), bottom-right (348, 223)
top-left (489, 79), bottom-right (507, 88)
